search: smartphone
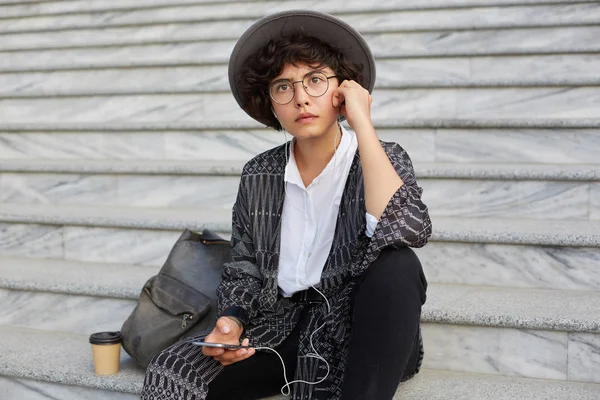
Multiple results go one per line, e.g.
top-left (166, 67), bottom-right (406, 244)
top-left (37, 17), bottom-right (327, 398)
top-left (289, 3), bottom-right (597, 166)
top-left (192, 341), bottom-right (253, 350)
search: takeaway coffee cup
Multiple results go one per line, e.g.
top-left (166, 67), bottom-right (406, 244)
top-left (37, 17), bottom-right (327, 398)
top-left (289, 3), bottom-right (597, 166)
top-left (89, 331), bottom-right (123, 375)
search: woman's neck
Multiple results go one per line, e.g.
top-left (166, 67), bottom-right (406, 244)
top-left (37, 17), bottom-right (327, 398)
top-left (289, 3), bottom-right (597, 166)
top-left (293, 123), bottom-right (342, 187)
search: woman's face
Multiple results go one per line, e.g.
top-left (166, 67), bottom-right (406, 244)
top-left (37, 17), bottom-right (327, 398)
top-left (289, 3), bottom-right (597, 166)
top-left (270, 63), bottom-right (340, 139)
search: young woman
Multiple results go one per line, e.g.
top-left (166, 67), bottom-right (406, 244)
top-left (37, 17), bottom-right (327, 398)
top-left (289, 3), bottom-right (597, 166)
top-left (141, 10), bottom-right (432, 400)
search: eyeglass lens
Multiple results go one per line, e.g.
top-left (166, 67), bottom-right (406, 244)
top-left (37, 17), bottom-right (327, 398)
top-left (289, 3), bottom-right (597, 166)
top-left (270, 72), bottom-right (330, 105)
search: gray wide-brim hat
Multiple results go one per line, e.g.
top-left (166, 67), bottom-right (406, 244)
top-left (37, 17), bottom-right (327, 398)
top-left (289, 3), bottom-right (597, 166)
top-left (228, 10), bottom-right (376, 124)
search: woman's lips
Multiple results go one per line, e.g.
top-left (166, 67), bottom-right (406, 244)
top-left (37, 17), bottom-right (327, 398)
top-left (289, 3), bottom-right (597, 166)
top-left (296, 116), bottom-right (317, 124)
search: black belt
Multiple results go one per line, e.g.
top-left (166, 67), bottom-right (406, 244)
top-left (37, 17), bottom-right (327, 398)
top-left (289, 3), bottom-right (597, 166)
top-left (289, 287), bottom-right (325, 304)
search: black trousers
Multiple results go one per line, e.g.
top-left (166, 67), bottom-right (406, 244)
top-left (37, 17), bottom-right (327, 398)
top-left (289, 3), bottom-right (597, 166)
top-left (207, 246), bottom-right (427, 400)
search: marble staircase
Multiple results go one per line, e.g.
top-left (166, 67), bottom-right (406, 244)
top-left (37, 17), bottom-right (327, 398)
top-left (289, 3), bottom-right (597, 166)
top-left (1, 0), bottom-right (600, 399)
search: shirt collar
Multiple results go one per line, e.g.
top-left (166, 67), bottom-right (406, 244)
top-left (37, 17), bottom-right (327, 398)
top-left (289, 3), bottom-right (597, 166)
top-left (284, 124), bottom-right (355, 187)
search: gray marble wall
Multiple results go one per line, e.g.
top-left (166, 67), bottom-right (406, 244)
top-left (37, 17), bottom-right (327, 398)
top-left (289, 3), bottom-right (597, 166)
top-left (0, 172), bottom-right (593, 220)
top-left (422, 324), bottom-right (600, 382)
top-left (1, 88), bottom-right (599, 124)
top-left (3, 27), bottom-right (600, 74)
top-left (0, 288), bottom-right (135, 334)
top-left (590, 184), bottom-right (599, 220)
top-left (3, 222), bottom-right (599, 291)
top-left (568, 333), bottom-right (600, 384)
top-left (422, 324), bottom-right (568, 380)
top-left (3, 55), bottom-right (600, 95)
top-left (1, 129), bottom-right (598, 165)
top-left (415, 243), bottom-right (600, 291)
top-left (1, 0), bottom-right (592, 20)
top-left (0, 223), bottom-right (181, 266)
top-left (1, 2), bottom-right (598, 34)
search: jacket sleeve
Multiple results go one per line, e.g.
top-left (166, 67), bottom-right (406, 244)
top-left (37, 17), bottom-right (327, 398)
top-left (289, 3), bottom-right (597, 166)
top-left (374, 142), bottom-right (432, 248)
top-left (216, 174), bottom-right (262, 327)
top-left (359, 143), bottom-right (432, 267)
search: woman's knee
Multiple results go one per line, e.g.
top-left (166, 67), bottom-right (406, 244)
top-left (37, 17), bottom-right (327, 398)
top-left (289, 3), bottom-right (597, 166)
top-left (358, 246), bottom-right (427, 304)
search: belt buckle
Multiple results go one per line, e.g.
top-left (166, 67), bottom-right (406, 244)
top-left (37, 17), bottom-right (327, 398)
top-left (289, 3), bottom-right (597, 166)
top-left (300, 290), bottom-right (309, 303)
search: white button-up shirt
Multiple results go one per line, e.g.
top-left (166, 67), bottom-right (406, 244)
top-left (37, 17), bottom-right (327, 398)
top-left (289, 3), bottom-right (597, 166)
top-left (277, 125), bottom-right (380, 297)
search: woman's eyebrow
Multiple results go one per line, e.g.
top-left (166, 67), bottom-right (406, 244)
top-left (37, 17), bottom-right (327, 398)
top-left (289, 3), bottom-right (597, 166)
top-left (273, 68), bottom-right (330, 82)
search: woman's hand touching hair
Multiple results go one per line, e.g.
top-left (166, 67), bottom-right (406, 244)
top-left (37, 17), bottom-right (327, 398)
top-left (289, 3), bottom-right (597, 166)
top-left (332, 79), bottom-right (373, 132)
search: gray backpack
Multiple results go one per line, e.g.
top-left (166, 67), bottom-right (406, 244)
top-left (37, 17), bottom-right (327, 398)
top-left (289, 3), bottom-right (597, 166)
top-left (121, 229), bottom-right (232, 367)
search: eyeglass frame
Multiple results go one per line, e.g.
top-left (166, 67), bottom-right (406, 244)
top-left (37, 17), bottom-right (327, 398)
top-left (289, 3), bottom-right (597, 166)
top-left (268, 72), bottom-right (339, 105)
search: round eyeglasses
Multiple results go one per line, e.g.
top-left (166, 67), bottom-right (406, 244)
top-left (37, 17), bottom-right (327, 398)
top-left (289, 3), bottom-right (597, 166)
top-left (269, 72), bottom-right (338, 105)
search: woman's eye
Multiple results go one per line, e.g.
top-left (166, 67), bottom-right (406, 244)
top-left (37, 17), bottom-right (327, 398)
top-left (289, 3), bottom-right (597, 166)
top-left (310, 76), bottom-right (323, 84)
top-left (277, 84), bottom-right (290, 92)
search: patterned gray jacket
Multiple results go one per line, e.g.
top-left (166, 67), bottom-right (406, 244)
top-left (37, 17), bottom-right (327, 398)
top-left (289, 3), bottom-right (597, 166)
top-left (216, 139), bottom-right (432, 399)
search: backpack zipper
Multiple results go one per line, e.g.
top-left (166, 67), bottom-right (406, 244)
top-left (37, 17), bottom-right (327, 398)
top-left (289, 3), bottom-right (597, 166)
top-left (143, 288), bottom-right (194, 330)
top-left (181, 313), bottom-right (193, 329)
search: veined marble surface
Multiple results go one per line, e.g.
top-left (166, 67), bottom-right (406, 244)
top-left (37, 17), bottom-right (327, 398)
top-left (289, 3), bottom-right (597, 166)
top-left (63, 227), bottom-right (181, 267)
top-left (421, 324), bottom-right (568, 380)
top-left (590, 184), bottom-right (599, 220)
top-left (0, 172), bottom-right (592, 220)
top-left (0, 377), bottom-right (139, 400)
top-left (415, 243), bottom-right (600, 291)
top-left (0, 132), bottom-right (166, 160)
top-left (1, 128), bottom-right (596, 165)
top-left (2, 220), bottom-right (599, 291)
top-left (3, 27), bottom-right (600, 72)
top-left (0, 223), bottom-right (63, 259)
top-left (568, 333), bottom-right (600, 384)
top-left (1, 0), bottom-right (592, 19)
top-left (0, 223), bottom-right (184, 266)
top-left (1, 55), bottom-right (598, 96)
top-left (0, 288), bottom-right (135, 334)
top-left (0, 173), bottom-right (238, 208)
top-left (421, 179), bottom-right (590, 220)
top-left (0, 129), bottom-right (435, 163)
top-left (436, 129), bottom-right (600, 164)
top-left (2, 88), bottom-right (600, 123)
top-left (1, 2), bottom-right (598, 33)
top-left (4, 55), bottom-right (600, 95)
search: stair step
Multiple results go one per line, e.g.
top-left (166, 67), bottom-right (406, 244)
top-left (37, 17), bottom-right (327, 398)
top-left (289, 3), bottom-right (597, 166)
top-left (0, 0), bottom-right (242, 18)
top-left (1, 127), bottom-right (599, 165)
top-left (1, 282), bottom-right (600, 384)
top-left (1, 119), bottom-right (598, 131)
top-left (1, 2), bottom-right (598, 35)
top-left (3, 27), bottom-right (600, 75)
top-left (416, 242), bottom-right (600, 291)
top-left (2, 324), bottom-right (599, 399)
top-left (0, 162), bottom-right (596, 220)
top-left (3, 225), bottom-right (600, 294)
top-left (2, 22), bottom-right (600, 55)
top-left (2, 0), bottom-right (595, 19)
top-left (2, 256), bottom-right (600, 334)
top-left (1, 376), bottom-right (138, 400)
top-left (2, 203), bottom-right (600, 246)
top-left (1, 324), bottom-right (600, 400)
top-left (4, 229), bottom-right (600, 294)
top-left (0, 326), bottom-right (144, 394)
top-left (2, 56), bottom-right (600, 95)
top-left (6, 219), bottom-right (600, 288)
top-left (1, 88), bottom-right (600, 124)
top-left (1, 159), bottom-right (599, 180)
top-left (0, 257), bottom-right (154, 298)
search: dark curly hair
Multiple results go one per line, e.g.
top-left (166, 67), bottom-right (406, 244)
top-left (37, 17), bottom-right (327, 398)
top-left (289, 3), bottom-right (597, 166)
top-left (237, 31), bottom-right (365, 131)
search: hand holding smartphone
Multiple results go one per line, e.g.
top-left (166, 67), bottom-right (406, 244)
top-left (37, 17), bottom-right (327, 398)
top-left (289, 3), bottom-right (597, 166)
top-left (193, 341), bottom-right (253, 350)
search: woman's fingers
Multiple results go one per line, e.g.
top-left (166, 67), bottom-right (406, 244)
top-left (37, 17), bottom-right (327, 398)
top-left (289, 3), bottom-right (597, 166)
top-left (218, 347), bottom-right (256, 366)
top-left (213, 338), bottom-right (256, 366)
top-left (216, 316), bottom-right (233, 335)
